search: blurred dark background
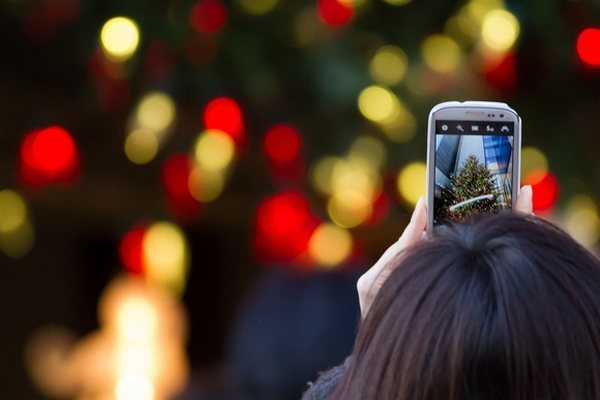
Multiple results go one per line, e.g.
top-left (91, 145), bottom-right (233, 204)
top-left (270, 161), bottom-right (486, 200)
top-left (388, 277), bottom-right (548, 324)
top-left (0, 0), bottom-right (599, 399)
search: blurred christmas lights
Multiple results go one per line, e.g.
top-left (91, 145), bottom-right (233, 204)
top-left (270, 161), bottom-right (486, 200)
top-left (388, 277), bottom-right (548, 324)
top-left (577, 28), bottom-right (600, 68)
top-left (0, 189), bottom-right (34, 258)
top-left (397, 162), bottom-right (426, 206)
top-left (190, 0), bottom-right (228, 34)
top-left (523, 170), bottom-right (559, 212)
top-left (100, 17), bottom-right (140, 62)
top-left (202, 97), bottom-right (245, 147)
top-left (19, 126), bottom-right (80, 187)
top-left (317, 0), bottom-right (353, 27)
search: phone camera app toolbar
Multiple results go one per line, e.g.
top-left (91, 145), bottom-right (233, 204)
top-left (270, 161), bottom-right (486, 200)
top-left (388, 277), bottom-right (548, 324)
top-left (437, 121), bottom-right (514, 135)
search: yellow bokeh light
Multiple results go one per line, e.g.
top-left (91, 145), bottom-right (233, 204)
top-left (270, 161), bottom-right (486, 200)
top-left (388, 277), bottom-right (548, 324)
top-left (397, 162), bottom-right (426, 205)
top-left (521, 146), bottom-right (548, 182)
top-left (142, 222), bottom-right (189, 297)
top-left (328, 190), bottom-right (373, 228)
top-left (116, 297), bottom-right (157, 342)
top-left (332, 160), bottom-right (380, 200)
top-left (348, 136), bottom-right (387, 170)
top-left (380, 107), bottom-right (417, 143)
top-left (238, 0), bottom-right (279, 15)
top-left (311, 156), bottom-right (341, 195)
top-left (100, 17), bottom-right (140, 62)
top-left (383, 0), bottom-right (412, 5)
top-left (136, 92), bottom-right (176, 133)
top-left (481, 9), bottom-right (520, 52)
top-left (358, 85), bottom-right (402, 125)
top-left (564, 195), bottom-right (599, 248)
top-left (0, 190), bottom-right (27, 233)
top-left (422, 34), bottom-right (462, 73)
top-left (189, 167), bottom-right (225, 203)
top-left (115, 373), bottom-right (154, 400)
top-left (194, 130), bottom-right (236, 172)
top-left (0, 221), bottom-right (34, 259)
top-left (124, 129), bottom-right (159, 165)
top-left (309, 223), bottom-right (353, 268)
top-left (369, 45), bottom-right (408, 86)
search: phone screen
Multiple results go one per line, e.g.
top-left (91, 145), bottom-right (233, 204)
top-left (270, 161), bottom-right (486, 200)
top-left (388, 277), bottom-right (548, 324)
top-left (433, 120), bottom-right (515, 226)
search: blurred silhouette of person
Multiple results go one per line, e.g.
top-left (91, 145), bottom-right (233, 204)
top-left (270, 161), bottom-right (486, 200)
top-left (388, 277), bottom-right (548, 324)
top-left (228, 267), bottom-right (360, 399)
top-left (304, 186), bottom-right (600, 399)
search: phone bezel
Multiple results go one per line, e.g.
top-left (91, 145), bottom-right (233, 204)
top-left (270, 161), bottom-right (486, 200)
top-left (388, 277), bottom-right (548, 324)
top-left (426, 101), bottom-right (522, 232)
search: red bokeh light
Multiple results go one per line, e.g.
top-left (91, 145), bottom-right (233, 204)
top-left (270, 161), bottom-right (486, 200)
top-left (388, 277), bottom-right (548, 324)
top-left (161, 153), bottom-right (202, 222)
top-left (203, 97), bottom-right (245, 146)
top-left (253, 191), bottom-right (320, 264)
top-left (190, 0), bottom-right (228, 34)
top-left (263, 124), bottom-right (302, 164)
top-left (317, 0), bottom-right (353, 27)
top-left (523, 170), bottom-right (559, 212)
top-left (19, 126), bottom-right (80, 186)
top-left (577, 28), bottom-right (600, 67)
top-left (484, 52), bottom-right (517, 92)
top-left (119, 224), bottom-right (148, 275)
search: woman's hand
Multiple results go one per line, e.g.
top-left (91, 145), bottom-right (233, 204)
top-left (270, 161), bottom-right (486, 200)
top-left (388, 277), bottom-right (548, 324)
top-left (357, 196), bottom-right (427, 319)
top-left (357, 185), bottom-right (533, 319)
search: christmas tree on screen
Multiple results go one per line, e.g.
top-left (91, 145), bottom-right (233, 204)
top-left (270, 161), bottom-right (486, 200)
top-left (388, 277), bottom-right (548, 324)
top-left (441, 155), bottom-right (501, 222)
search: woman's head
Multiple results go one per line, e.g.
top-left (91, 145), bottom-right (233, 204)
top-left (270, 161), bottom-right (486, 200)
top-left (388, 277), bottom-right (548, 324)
top-left (335, 212), bottom-right (600, 400)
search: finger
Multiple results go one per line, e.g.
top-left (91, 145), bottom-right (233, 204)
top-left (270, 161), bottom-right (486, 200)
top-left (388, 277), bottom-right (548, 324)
top-left (515, 185), bottom-right (533, 214)
top-left (400, 196), bottom-right (427, 244)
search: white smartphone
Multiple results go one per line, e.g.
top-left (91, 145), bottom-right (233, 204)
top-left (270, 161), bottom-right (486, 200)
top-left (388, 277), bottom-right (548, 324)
top-left (426, 101), bottom-right (522, 232)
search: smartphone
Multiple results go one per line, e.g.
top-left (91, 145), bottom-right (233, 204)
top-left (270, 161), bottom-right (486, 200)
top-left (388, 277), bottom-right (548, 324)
top-left (426, 101), bottom-right (521, 232)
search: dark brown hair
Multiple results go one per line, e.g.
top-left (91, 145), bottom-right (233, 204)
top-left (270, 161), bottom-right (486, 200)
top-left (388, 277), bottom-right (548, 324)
top-left (334, 212), bottom-right (600, 400)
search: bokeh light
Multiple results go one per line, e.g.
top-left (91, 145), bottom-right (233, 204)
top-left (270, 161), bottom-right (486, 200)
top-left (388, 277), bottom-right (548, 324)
top-left (348, 136), bottom-right (387, 170)
top-left (188, 167), bottom-right (225, 202)
top-left (564, 195), bottom-right (600, 247)
top-left (115, 373), bottom-right (154, 400)
top-left (143, 221), bottom-right (189, 297)
top-left (190, 0), bottom-right (228, 34)
top-left (0, 190), bottom-right (27, 234)
top-left (369, 45), bottom-right (408, 86)
top-left (194, 129), bottom-right (236, 172)
top-left (577, 28), bottom-right (600, 67)
top-left (308, 223), bottom-right (353, 268)
top-left (397, 162), bottom-right (426, 205)
top-left (253, 191), bottom-right (319, 263)
top-left (100, 17), bottom-right (140, 62)
top-left (358, 85), bottom-right (401, 124)
top-left (422, 34), bottom-right (461, 73)
top-left (20, 126), bottom-right (80, 186)
top-left (328, 190), bottom-right (372, 228)
top-left (136, 92), bottom-right (176, 133)
top-left (124, 129), bottom-right (159, 165)
top-left (317, 0), bottom-right (353, 27)
top-left (161, 154), bottom-right (202, 221)
top-left (521, 146), bottom-right (549, 182)
top-left (523, 170), bottom-right (559, 212)
top-left (263, 124), bottom-right (302, 164)
top-left (203, 97), bottom-right (244, 146)
top-left (237, 0), bottom-right (278, 16)
top-left (481, 9), bottom-right (520, 52)
top-left (120, 224), bottom-right (147, 275)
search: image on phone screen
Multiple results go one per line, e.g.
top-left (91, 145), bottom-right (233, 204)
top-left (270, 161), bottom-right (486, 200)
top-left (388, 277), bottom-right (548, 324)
top-left (433, 120), bottom-right (514, 226)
